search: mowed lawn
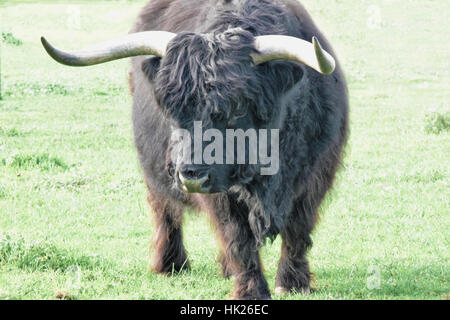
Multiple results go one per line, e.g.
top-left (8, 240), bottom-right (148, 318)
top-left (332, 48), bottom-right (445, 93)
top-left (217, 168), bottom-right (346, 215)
top-left (0, 0), bottom-right (448, 300)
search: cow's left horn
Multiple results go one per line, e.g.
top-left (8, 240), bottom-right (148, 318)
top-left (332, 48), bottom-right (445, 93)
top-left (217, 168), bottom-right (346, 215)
top-left (41, 31), bottom-right (177, 67)
top-left (252, 35), bottom-right (336, 75)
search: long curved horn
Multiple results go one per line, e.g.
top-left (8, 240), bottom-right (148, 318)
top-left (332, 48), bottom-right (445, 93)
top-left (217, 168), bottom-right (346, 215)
top-left (252, 35), bottom-right (336, 75)
top-left (41, 31), bottom-right (177, 67)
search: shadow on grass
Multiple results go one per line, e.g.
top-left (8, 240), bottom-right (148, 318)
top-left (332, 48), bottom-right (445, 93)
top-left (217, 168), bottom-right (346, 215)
top-left (305, 264), bottom-right (448, 300)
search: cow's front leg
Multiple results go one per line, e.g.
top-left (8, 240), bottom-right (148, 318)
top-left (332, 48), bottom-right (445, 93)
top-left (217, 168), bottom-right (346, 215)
top-left (148, 192), bottom-right (189, 274)
top-left (211, 196), bottom-right (270, 300)
top-left (275, 238), bottom-right (311, 295)
top-left (275, 198), bottom-right (317, 294)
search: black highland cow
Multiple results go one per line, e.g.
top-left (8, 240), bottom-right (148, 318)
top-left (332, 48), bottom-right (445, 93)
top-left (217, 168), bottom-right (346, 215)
top-left (42, 0), bottom-right (348, 299)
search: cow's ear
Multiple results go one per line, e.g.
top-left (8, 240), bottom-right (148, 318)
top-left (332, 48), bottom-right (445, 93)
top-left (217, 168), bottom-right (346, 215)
top-left (276, 62), bottom-right (304, 92)
top-left (256, 61), bottom-right (304, 93)
top-left (290, 63), bottom-right (304, 85)
top-left (141, 56), bottom-right (161, 82)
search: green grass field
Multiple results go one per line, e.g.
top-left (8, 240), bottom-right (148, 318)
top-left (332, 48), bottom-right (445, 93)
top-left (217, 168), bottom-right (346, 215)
top-left (0, 0), bottom-right (448, 300)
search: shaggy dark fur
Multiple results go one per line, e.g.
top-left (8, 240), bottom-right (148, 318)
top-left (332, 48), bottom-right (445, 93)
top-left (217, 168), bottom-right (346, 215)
top-left (130, 0), bottom-right (348, 299)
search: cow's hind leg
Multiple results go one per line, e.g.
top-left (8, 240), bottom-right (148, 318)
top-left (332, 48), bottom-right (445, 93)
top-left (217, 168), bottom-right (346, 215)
top-left (148, 192), bottom-right (189, 274)
top-left (275, 197), bottom-right (317, 295)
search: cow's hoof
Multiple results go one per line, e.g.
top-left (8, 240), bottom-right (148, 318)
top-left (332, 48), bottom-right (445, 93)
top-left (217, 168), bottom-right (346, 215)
top-left (301, 287), bottom-right (311, 295)
top-left (274, 286), bottom-right (289, 295)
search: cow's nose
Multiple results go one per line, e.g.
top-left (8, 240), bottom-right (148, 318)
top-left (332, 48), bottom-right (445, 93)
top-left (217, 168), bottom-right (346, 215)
top-left (177, 165), bottom-right (211, 194)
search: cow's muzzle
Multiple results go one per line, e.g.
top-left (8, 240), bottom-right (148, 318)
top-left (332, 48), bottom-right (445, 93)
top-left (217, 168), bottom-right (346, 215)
top-left (176, 166), bottom-right (211, 194)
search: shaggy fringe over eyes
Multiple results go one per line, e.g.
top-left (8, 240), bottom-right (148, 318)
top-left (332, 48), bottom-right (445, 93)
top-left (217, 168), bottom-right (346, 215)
top-left (154, 28), bottom-right (256, 123)
top-left (153, 0), bottom-right (301, 124)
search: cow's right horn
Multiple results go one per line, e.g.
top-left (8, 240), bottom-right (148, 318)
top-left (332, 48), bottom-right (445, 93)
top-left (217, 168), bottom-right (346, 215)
top-left (252, 35), bottom-right (336, 75)
top-left (41, 31), bottom-right (177, 67)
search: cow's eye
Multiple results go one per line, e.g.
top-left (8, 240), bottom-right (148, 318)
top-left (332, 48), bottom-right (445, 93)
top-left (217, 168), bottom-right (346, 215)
top-left (233, 106), bottom-right (247, 119)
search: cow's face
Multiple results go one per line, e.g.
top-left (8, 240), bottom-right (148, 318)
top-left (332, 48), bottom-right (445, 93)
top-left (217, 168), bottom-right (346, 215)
top-left (142, 29), bottom-right (302, 194)
top-left (164, 97), bottom-right (258, 194)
